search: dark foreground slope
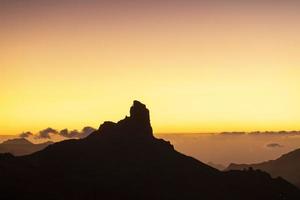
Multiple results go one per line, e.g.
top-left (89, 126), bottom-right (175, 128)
top-left (0, 138), bottom-right (53, 155)
top-left (0, 101), bottom-right (299, 200)
top-left (227, 148), bottom-right (300, 188)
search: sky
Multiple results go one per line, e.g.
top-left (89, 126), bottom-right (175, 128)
top-left (1, 1), bottom-right (300, 135)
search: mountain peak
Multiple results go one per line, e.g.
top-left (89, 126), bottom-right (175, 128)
top-left (97, 101), bottom-right (153, 139)
top-left (130, 100), bottom-right (150, 121)
top-left (2, 138), bottom-right (32, 145)
top-left (1, 101), bottom-right (300, 199)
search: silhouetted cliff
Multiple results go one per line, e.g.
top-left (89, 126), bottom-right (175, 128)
top-left (0, 101), bottom-right (299, 200)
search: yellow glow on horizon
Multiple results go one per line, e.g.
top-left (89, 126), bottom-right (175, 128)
top-left (1, 2), bottom-right (300, 135)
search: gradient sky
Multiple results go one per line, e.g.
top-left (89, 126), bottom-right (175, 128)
top-left (1, 1), bottom-right (300, 135)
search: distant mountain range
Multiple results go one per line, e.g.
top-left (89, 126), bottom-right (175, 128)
top-left (220, 131), bottom-right (300, 135)
top-left (227, 148), bottom-right (300, 188)
top-left (0, 138), bottom-right (53, 156)
top-left (207, 162), bottom-right (226, 171)
top-left (0, 101), bottom-right (299, 200)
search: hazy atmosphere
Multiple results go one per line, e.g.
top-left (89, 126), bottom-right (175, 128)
top-left (1, 1), bottom-right (300, 134)
top-left (1, 1), bottom-right (300, 199)
top-left (2, 131), bottom-right (300, 166)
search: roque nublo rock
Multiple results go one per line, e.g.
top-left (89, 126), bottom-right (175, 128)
top-left (0, 101), bottom-right (299, 200)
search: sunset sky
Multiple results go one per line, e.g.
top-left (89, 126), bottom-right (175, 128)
top-left (1, 1), bottom-right (300, 135)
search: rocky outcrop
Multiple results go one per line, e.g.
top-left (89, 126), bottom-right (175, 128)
top-left (97, 100), bottom-right (153, 139)
top-left (0, 101), bottom-right (299, 200)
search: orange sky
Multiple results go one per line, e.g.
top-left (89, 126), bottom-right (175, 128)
top-left (1, 1), bottom-right (300, 135)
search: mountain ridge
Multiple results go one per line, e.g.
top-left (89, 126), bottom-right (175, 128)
top-left (0, 101), bottom-right (299, 200)
top-left (227, 148), bottom-right (300, 188)
top-left (0, 138), bottom-right (53, 156)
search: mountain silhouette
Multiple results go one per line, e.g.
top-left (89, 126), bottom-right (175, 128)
top-left (227, 148), bottom-right (300, 188)
top-left (207, 161), bottom-right (226, 171)
top-left (0, 138), bottom-right (53, 156)
top-left (0, 101), bottom-right (299, 200)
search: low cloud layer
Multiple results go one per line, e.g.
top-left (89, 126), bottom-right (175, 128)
top-left (36, 128), bottom-right (59, 139)
top-left (59, 127), bottom-right (96, 139)
top-left (22, 126), bottom-right (97, 140)
top-left (19, 131), bottom-right (33, 138)
top-left (266, 143), bottom-right (283, 148)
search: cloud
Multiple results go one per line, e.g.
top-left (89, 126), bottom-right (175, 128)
top-left (59, 129), bottom-right (80, 138)
top-left (80, 126), bottom-right (96, 138)
top-left (19, 131), bottom-right (33, 138)
top-left (266, 143), bottom-right (283, 148)
top-left (220, 132), bottom-right (246, 136)
top-left (23, 126), bottom-right (96, 140)
top-left (36, 128), bottom-right (58, 139)
top-left (59, 129), bottom-right (70, 138)
top-left (58, 127), bottom-right (96, 139)
top-left (250, 131), bottom-right (300, 135)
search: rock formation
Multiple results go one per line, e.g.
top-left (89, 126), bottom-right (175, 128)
top-left (0, 101), bottom-right (299, 200)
